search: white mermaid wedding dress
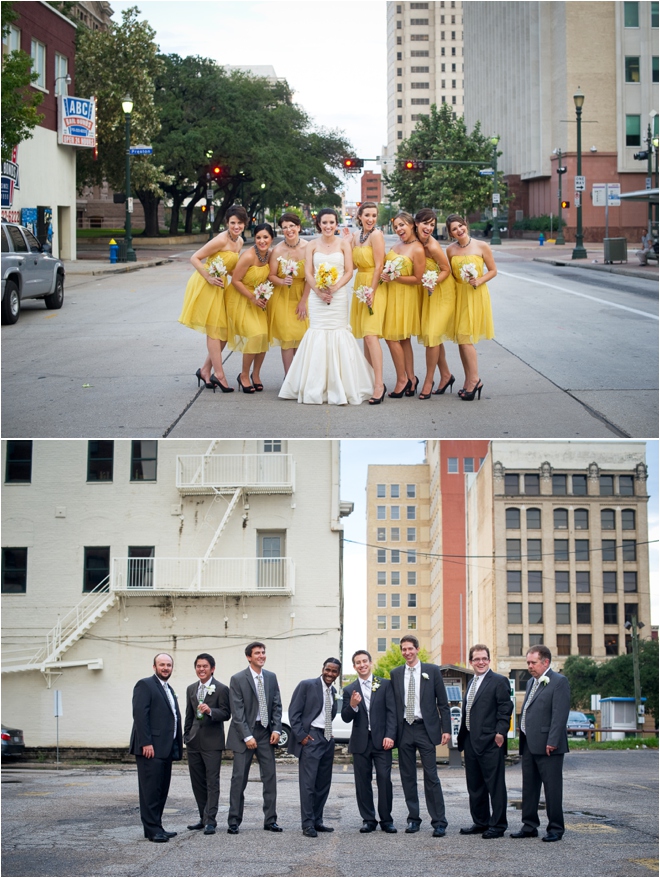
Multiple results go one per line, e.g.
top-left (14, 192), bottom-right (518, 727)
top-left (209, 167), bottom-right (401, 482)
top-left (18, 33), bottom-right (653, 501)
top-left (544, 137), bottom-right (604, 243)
top-left (279, 249), bottom-right (374, 405)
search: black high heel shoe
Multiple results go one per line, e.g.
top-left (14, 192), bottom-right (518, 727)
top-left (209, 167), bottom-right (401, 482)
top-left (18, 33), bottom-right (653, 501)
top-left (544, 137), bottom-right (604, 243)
top-left (195, 368), bottom-right (213, 389)
top-left (404, 376), bottom-right (419, 397)
top-left (237, 374), bottom-right (256, 394)
top-left (210, 375), bottom-right (234, 393)
top-left (460, 380), bottom-right (483, 401)
top-left (369, 386), bottom-right (387, 406)
top-left (251, 373), bottom-right (264, 392)
top-left (433, 374), bottom-right (455, 395)
top-left (388, 379), bottom-right (411, 399)
top-left (419, 382), bottom-right (434, 400)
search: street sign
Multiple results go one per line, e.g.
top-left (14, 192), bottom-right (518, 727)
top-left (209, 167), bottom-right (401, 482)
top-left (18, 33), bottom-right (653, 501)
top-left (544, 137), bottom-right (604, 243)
top-left (574, 175), bottom-right (586, 191)
top-left (206, 189), bottom-right (213, 199)
top-left (574, 193), bottom-right (581, 207)
top-left (607, 183), bottom-right (621, 206)
top-left (129, 145), bottom-right (153, 155)
top-left (127, 197), bottom-right (134, 214)
top-left (592, 184), bottom-right (607, 207)
top-left (492, 193), bottom-right (501, 204)
top-left (492, 207), bottom-right (498, 217)
top-left (479, 168), bottom-right (494, 176)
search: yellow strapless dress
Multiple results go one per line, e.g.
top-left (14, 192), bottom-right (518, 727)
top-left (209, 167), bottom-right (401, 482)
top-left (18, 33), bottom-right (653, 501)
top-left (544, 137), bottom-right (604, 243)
top-left (178, 249), bottom-right (239, 340)
top-left (419, 256), bottom-right (455, 347)
top-left (381, 251), bottom-right (421, 341)
top-left (225, 263), bottom-right (271, 354)
top-left (450, 254), bottom-right (495, 344)
top-left (349, 244), bottom-right (386, 338)
top-left (268, 258), bottom-right (308, 349)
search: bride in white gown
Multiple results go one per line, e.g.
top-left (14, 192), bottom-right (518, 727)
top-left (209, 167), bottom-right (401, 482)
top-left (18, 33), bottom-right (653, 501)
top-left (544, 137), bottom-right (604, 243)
top-left (279, 208), bottom-right (375, 405)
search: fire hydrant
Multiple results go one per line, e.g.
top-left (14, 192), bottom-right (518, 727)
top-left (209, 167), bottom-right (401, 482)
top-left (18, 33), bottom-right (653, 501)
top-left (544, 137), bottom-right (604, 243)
top-left (109, 238), bottom-right (119, 263)
top-left (538, 232), bottom-right (545, 246)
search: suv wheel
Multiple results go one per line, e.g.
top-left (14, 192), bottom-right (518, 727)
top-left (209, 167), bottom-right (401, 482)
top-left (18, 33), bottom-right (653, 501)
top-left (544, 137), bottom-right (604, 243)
top-left (44, 274), bottom-right (64, 310)
top-left (1, 280), bottom-right (20, 325)
top-left (276, 725), bottom-right (291, 749)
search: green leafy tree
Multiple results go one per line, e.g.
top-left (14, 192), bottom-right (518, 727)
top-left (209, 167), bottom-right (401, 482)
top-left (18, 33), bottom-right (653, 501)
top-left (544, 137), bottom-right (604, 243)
top-left (373, 642), bottom-right (431, 679)
top-left (1, 2), bottom-right (45, 161)
top-left (561, 655), bottom-right (599, 711)
top-left (383, 102), bottom-right (505, 217)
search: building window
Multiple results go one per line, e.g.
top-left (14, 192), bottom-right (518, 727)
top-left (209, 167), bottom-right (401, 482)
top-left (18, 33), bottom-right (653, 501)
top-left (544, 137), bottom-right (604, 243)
top-left (408, 593), bottom-right (417, 607)
top-left (507, 602), bottom-right (522, 624)
top-left (391, 549), bottom-right (400, 564)
top-left (407, 570), bottom-right (417, 585)
top-left (524, 474), bottom-right (540, 495)
top-left (506, 539), bottom-right (521, 561)
top-left (619, 475), bottom-right (634, 496)
top-left (625, 56), bottom-right (641, 82)
top-left (2, 23), bottom-right (20, 52)
top-left (463, 458), bottom-right (474, 473)
top-left (577, 634), bottom-right (592, 656)
top-left (390, 484), bottom-right (400, 498)
top-left (448, 457), bottom-right (458, 473)
top-left (554, 508), bottom-right (568, 529)
top-left (508, 634), bottom-right (523, 656)
top-left (411, 65), bottom-right (429, 73)
top-left (527, 539), bottom-right (542, 562)
top-left (377, 484), bottom-right (386, 498)
top-left (557, 634), bottom-right (571, 656)
top-left (528, 570), bottom-right (543, 592)
top-left (87, 440), bottom-right (114, 482)
top-left (5, 440), bottom-right (32, 483)
top-left (397, 37), bottom-right (402, 45)
top-left (391, 615), bottom-right (401, 630)
top-left (621, 509), bottom-right (636, 530)
top-left (411, 97), bottom-right (430, 105)
top-left (529, 633), bottom-right (544, 647)
top-left (603, 571), bottom-right (617, 593)
top-left (377, 638), bottom-right (386, 652)
top-left (410, 17), bottom-right (429, 24)
top-left (391, 527), bottom-right (400, 541)
top-left (624, 603), bottom-right (639, 624)
top-left (391, 571), bottom-right (400, 585)
top-left (392, 638), bottom-right (400, 647)
top-left (377, 506), bottom-right (386, 520)
top-left (397, 51), bottom-right (402, 60)
top-left (411, 50), bottom-right (430, 56)
top-left (377, 616), bottom-right (386, 630)
top-left (527, 508), bottom-right (541, 529)
top-left (528, 602), bottom-right (543, 624)
top-left (507, 570), bottom-right (522, 592)
top-left (130, 440), bottom-right (157, 481)
top-left (504, 473), bottom-right (519, 494)
top-left (83, 546), bottom-right (110, 593)
top-left (624, 1), bottom-right (639, 26)
top-left (410, 34), bottom-right (429, 41)
top-left (377, 528), bottom-right (386, 541)
top-left (391, 593), bottom-right (401, 608)
top-left (554, 539), bottom-right (569, 561)
top-left (576, 603), bottom-right (591, 624)
top-left (604, 634), bottom-right (619, 656)
top-left (552, 474), bottom-right (567, 495)
top-left (556, 602), bottom-right (571, 625)
top-left (407, 616), bottom-right (417, 629)
top-left (377, 594), bottom-right (387, 608)
top-left (575, 539), bottom-right (590, 561)
top-left (653, 56), bottom-right (659, 83)
top-left (2, 547), bottom-right (27, 593)
top-left (623, 572), bottom-right (637, 593)
top-left (602, 539), bottom-right (616, 561)
top-left (506, 508), bottom-right (520, 529)
top-left (626, 114), bottom-right (642, 146)
top-left (407, 550), bottom-right (417, 563)
top-left (406, 506), bottom-right (416, 520)
top-left (407, 527), bottom-right (416, 542)
top-left (411, 82), bottom-right (430, 89)
top-left (391, 506), bottom-right (400, 520)
top-left (576, 571), bottom-right (591, 593)
top-left (555, 571), bottom-right (569, 593)
top-left (653, 1), bottom-right (659, 26)
top-left (574, 508), bottom-right (589, 529)
top-left (30, 38), bottom-right (46, 89)
top-left (406, 484), bottom-right (416, 498)
top-left (377, 571), bottom-right (386, 585)
top-left (54, 52), bottom-right (68, 95)
top-left (601, 508), bottom-right (615, 529)
top-left (397, 67), bottom-right (402, 76)
top-left (603, 603), bottom-right (618, 625)
top-left (397, 19), bottom-right (402, 28)
top-left (572, 474), bottom-right (587, 495)
top-left (377, 549), bottom-right (387, 564)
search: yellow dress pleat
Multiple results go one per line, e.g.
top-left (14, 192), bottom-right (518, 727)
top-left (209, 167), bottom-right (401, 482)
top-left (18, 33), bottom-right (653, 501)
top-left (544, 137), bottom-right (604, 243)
top-left (418, 256), bottom-right (456, 347)
top-left (381, 251), bottom-right (421, 341)
top-left (268, 258), bottom-right (308, 349)
top-left (349, 245), bottom-right (386, 338)
top-left (178, 249), bottom-right (239, 341)
top-left (225, 263), bottom-right (272, 354)
top-left (450, 254), bottom-right (495, 345)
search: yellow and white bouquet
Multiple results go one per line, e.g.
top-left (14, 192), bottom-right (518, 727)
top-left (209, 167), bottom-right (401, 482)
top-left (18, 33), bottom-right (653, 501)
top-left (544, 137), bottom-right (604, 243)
top-left (314, 262), bottom-right (339, 291)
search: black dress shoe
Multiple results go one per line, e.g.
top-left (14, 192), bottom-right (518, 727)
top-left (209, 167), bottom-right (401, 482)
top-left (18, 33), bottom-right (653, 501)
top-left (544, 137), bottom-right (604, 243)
top-left (148, 834), bottom-right (169, 843)
top-left (264, 823), bottom-right (283, 832)
top-left (162, 831), bottom-right (177, 838)
top-left (482, 829), bottom-right (505, 839)
top-left (302, 827), bottom-right (318, 837)
top-left (432, 826), bottom-right (446, 837)
top-left (460, 824), bottom-right (489, 835)
top-left (203, 824), bottom-right (216, 835)
top-left (542, 832), bottom-right (563, 842)
top-left (510, 828), bottom-right (538, 838)
top-left (405, 821), bottom-right (421, 833)
top-left (187, 822), bottom-right (204, 831)
top-left (380, 823), bottom-right (397, 833)
top-left (359, 822), bottom-right (378, 833)
top-left (227, 824), bottom-right (239, 834)
top-left (314, 824), bottom-right (334, 832)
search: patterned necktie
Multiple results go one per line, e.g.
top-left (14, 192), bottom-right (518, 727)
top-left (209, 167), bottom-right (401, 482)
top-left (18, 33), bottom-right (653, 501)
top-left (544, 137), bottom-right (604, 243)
top-left (197, 682), bottom-right (206, 704)
top-left (406, 668), bottom-right (416, 724)
top-left (324, 687), bottom-right (333, 740)
top-left (465, 676), bottom-right (479, 732)
top-left (362, 678), bottom-right (372, 715)
top-left (520, 678), bottom-right (540, 734)
top-left (257, 675), bottom-right (268, 728)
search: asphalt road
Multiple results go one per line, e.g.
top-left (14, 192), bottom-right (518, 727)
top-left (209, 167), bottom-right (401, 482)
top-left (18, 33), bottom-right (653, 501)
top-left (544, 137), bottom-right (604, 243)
top-left (1, 750), bottom-right (657, 877)
top-left (2, 243), bottom-right (657, 438)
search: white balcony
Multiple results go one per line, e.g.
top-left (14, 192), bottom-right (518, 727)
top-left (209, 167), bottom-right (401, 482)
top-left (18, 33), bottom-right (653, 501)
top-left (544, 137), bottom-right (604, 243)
top-left (176, 454), bottom-right (294, 495)
top-left (109, 556), bottom-right (295, 596)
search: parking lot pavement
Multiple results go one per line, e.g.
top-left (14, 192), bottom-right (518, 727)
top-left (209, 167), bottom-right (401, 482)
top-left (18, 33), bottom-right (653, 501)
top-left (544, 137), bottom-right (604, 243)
top-left (1, 750), bottom-right (657, 877)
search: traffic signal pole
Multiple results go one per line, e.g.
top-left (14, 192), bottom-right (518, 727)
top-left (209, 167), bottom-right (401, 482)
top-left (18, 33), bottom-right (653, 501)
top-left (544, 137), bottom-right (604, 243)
top-left (555, 148), bottom-right (566, 245)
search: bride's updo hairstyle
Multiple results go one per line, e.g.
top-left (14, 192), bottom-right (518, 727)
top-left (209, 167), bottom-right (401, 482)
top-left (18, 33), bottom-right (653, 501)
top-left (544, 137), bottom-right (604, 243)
top-left (253, 222), bottom-right (274, 239)
top-left (445, 213), bottom-right (469, 238)
top-left (278, 212), bottom-right (301, 227)
top-left (414, 208), bottom-right (437, 227)
top-left (393, 211), bottom-right (418, 237)
top-left (315, 208), bottom-right (339, 232)
top-left (356, 202), bottom-right (378, 228)
top-left (225, 205), bottom-right (249, 225)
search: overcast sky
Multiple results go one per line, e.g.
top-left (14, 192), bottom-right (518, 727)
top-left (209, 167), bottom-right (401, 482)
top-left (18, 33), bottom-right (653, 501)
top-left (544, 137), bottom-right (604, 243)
top-left (110, 0), bottom-right (388, 201)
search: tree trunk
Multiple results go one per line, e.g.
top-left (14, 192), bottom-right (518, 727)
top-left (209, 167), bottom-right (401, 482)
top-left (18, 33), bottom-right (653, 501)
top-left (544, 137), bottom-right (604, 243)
top-left (168, 192), bottom-right (184, 235)
top-left (185, 181), bottom-right (205, 234)
top-left (137, 190), bottom-right (161, 237)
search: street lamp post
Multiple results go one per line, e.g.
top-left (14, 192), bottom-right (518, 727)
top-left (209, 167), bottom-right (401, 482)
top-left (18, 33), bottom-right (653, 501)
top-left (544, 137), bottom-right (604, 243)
top-left (490, 134), bottom-right (501, 245)
top-left (572, 88), bottom-right (587, 259)
top-left (554, 148), bottom-right (567, 245)
top-left (644, 121), bottom-right (654, 236)
top-left (121, 96), bottom-right (136, 262)
top-left (653, 135), bottom-right (659, 232)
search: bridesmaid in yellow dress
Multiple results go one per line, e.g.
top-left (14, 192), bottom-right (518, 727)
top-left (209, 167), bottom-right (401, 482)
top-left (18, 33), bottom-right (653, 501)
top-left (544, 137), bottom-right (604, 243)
top-left (414, 208), bottom-right (456, 400)
top-left (178, 204), bottom-right (248, 392)
top-left (225, 223), bottom-right (274, 393)
top-left (267, 212), bottom-right (309, 376)
top-left (381, 212), bottom-right (425, 398)
top-left (345, 202), bottom-right (386, 404)
top-left (445, 213), bottom-right (497, 401)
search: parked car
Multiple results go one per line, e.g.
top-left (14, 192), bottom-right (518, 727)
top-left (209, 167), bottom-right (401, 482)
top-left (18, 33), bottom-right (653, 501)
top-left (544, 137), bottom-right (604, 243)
top-left (277, 708), bottom-right (352, 749)
top-left (567, 710), bottom-right (595, 737)
top-left (1, 220), bottom-right (65, 324)
top-left (1, 722), bottom-right (25, 758)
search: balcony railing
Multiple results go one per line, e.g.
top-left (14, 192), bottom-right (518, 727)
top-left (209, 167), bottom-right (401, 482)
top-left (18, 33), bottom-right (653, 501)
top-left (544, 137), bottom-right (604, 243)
top-left (176, 454), bottom-right (294, 494)
top-left (110, 556), bottom-right (295, 595)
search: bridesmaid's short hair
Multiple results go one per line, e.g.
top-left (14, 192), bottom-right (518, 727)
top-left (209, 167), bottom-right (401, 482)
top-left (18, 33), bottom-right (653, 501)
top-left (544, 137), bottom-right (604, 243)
top-left (278, 212), bottom-right (301, 227)
top-left (414, 208), bottom-right (437, 226)
top-left (315, 208), bottom-right (339, 232)
top-left (225, 204), bottom-right (248, 224)
top-left (445, 213), bottom-right (469, 238)
top-left (253, 222), bottom-right (274, 239)
top-left (393, 211), bottom-right (417, 236)
top-left (355, 202), bottom-right (378, 228)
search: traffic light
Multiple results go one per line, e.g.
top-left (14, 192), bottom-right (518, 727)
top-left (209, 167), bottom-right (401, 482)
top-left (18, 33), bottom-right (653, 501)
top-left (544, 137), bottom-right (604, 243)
top-left (403, 159), bottom-right (425, 170)
top-left (342, 157), bottom-right (364, 169)
top-left (633, 150), bottom-right (649, 161)
top-left (560, 200), bottom-right (570, 209)
top-left (210, 164), bottom-right (226, 179)
top-left (201, 204), bottom-right (207, 213)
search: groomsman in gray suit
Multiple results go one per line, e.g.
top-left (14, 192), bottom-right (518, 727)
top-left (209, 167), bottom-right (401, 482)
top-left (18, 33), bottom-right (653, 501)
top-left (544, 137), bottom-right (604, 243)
top-left (226, 642), bottom-right (283, 834)
top-left (510, 644), bottom-right (570, 842)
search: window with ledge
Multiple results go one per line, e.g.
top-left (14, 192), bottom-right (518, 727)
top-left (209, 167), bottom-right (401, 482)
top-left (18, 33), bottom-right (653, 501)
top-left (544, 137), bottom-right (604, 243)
top-left (407, 550), bottom-right (417, 564)
top-left (5, 440), bottom-right (32, 483)
top-left (622, 540), bottom-right (636, 562)
top-left (552, 474), bottom-right (567, 495)
top-left (576, 603), bottom-right (591, 624)
top-left (653, 1), bottom-right (659, 26)
top-left (377, 549), bottom-right (387, 563)
top-left (377, 593), bottom-right (387, 608)
top-left (448, 457), bottom-right (458, 473)
top-left (506, 508), bottom-right (520, 529)
top-left (391, 616), bottom-right (401, 630)
top-left (507, 602), bottom-right (522, 624)
top-left (377, 484), bottom-right (386, 498)
top-left (463, 458), bottom-right (474, 473)
top-left (377, 638), bottom-right (386, 652)
top-left (391, 506), bottom-right (400, 520)
top-left (406, 484), bottom-right (416, 498)
top-left (391, 527), bottom-right (400, 541)
top-left (529, 633), bottom-right (544, 647)
top-left (574, 508), bottom-right (589, 530)
top-left (2, 547), bottom-right (27, 593)
top-left (557, 634), bottom-right (571, 656)
top-left (603, 603), bottom-right (618, 625)
top-left (506, 539), bottom-right (521, 561)
top-left (508, 634), bottom-right (523, 656)
top-left (528, 602), bottom-right (543, 624)
top-left (555, 570), bottom-right (569, 593)
top-left (624, 1), bottom-right (639, 27)
top-left (625, 56), bottom-right (641, 82)
top-left (2, 23), bottom-right (20, 52)
top-left (528, 570), bottom-right (542, 592)
top-left (263, 440), bottom-right (283, 452)
top-left (377, 506), bottom-right (386, 520)
top-left (377, 528), bottom-right (386, 541)
top-left (556, 603), bottom-right (570, 625)
top-left (407, 527), bottom-right (416, 542)
top-left (621, 509), bottom-right (636, 530)
top-left (131, 440), bottom-right (157, 481)
top-left (527, 508), bottom-right (541, 529)
top-left (576, 571), bottom-right (590, 593)
top-left (572, 474), bottom-right (587, 495)
top-left (524, 474), bottom-right (540, 495)
top-left (603, 571), bottom-right (617, 593)
top-left (391, 571), bottom-right (400, 585)
top-left (575, 539), bottom-right (590, 561)
top-left (577, 634), bottom-right (592, 656)
top-left (127, 546), bottom-right (155, 589)
top-left (602, 539), bottom-right (616, 562)
top-left (624, 602), bottom-right (639, 624)
top-left (83, 547), bottom-right (110, 593)
top-left (408, 593), bottom-right (417, 607)
top-left (554, 508), bottom-right (568, 529)
top-left (391, 549), bottom-right (400, 564)
top-left (407, 616), bottom-right (417, 630)
top-left (391, 593), bottom-right (401, 608)
top-left (391, 638), bottom-right (400, 647)
top-left (527, 539), bottom-right (542, 562)
top-left (377, 571), bottom-right (386, 585)
top-left (604, 634), bottom-right (619, 656)
top-left (623, 572), bottom-right (637, 593)
top-left (619, 475), bottom-right (634, 496)
top-left (377, 616), bottom-right (386, 630)
top-left (507, 570), bottom-right (521, 593)
top-left (554, 539), bottom-right (569, 561)
top-left (504, 473), bottom-right (519, 494)
top-left (87, 440), bottom-right (114, 482)
top-left (30, 38), bottom-right (46, 88)
top-left (406, 506), bottom-right (416, 520)
top-left (407, 571), bottom-right (416, 585)
top-left (390, 484), bottom-right (400, 498)
top-left (626, 114), bottom-right (641, 146)
top-left (601, 508), bottom-right (615, 529)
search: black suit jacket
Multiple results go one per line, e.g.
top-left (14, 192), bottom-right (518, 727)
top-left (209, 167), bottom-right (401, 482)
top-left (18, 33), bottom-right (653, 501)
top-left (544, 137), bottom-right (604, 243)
top-left (129, 674), bottom-right (183, 760)
top-left (183, 676), bottom-right (231, 752)
top-left (287, 677), bottom-right (338, 758)
top-left (341, 676), bottom-right (396, 753)
top-left (390, 662), bottom-right (450, 745)
top-left (226, 666), bottom-right (283, 753)
top-left (457, 670), bottom-right (513, 755)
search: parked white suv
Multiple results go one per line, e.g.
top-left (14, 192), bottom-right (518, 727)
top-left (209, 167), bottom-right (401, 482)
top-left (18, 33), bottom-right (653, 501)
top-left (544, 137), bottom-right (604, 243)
top-left (1, 221), bottom-right (65, 324)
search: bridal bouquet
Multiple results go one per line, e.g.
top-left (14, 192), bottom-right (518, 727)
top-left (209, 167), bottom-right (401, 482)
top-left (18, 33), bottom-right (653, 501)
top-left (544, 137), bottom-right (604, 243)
top-left (379, 256), bottom-right (404, 284)
top-left (254, 280), bottom-right (274, 302)
top-left (459, 262), bottom-right (480, 284)
top-left (314, 262), bottom-right (339, 291)
top-left (277, 256), bottom-right (299, 279)
top-left (421, 269), bottom-right (439, 295)
top-left (207, 256), bottom-right (228, 281)
top-left (354, 284), bottom-right (374, 315)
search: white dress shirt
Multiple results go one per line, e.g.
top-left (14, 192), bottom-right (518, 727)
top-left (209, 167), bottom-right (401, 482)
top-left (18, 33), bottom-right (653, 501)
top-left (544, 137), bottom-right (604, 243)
top-left (159, 677), bottom-right (177, 738)
top-left (311, 678), bottom-right (335, 729)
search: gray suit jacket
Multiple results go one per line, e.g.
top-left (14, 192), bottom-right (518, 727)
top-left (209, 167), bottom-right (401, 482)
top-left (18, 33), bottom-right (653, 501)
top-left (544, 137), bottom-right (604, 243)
top-left (183, 676), bottom-right (231, 752)
top-left (520, 668), bottom-right (570, 756)
top-left (226, 666), bottom-right (283, 753)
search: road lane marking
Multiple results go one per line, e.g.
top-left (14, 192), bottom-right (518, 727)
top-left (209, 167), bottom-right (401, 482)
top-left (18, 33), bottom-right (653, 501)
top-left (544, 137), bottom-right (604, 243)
top-left (498, 270), bottom-right (659, 321)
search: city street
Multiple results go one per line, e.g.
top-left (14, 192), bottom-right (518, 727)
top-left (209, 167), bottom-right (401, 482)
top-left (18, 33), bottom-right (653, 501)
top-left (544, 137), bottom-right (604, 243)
top-left (1, 750), bottom-right (657, 877)
top-left (2, 240), bottom-right (657, 439)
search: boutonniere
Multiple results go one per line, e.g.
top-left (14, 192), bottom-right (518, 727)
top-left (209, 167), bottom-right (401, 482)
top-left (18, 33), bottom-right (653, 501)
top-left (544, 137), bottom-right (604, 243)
top-left (371, 679), bottom-right (381, 692)
top-left (539, 675), bottom-right (550, 686)
top-left (206, 684), bottom-right (216, 695)
top-left (421, 672), bottom-right (429, 680)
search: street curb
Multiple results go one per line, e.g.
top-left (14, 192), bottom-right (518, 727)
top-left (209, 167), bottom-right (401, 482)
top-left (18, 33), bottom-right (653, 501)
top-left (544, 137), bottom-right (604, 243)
top-left (65, 258), bottom-right (174, 276)
top-left (532, 257), bottom-right (658, 282)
